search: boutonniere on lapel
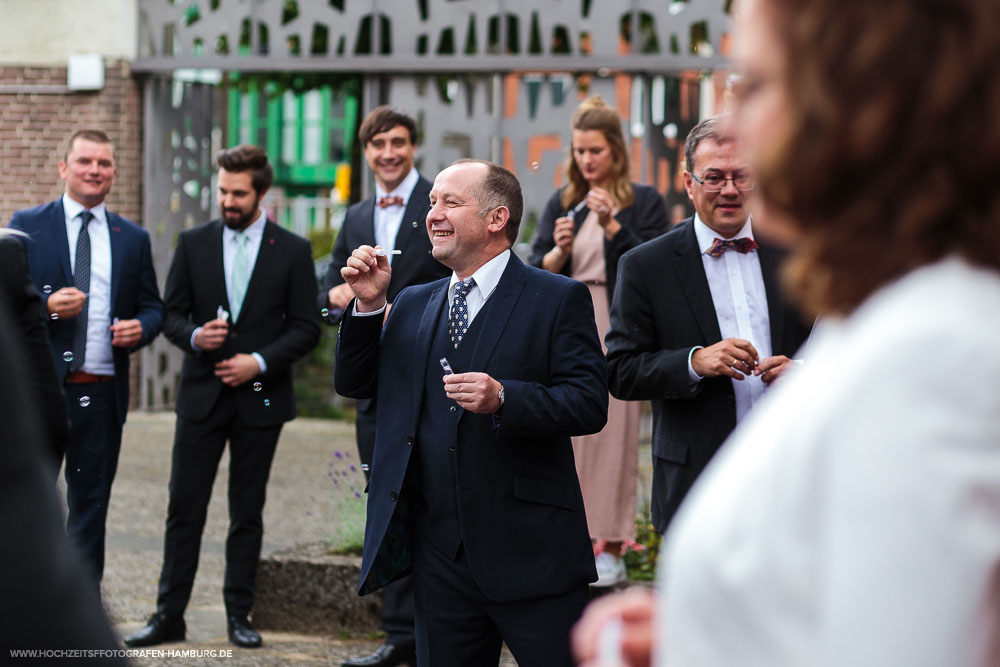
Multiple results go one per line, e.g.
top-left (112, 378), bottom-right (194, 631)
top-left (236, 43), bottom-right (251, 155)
top-left (111, 227), bottom-right (121, 233)
top-left (411, 221), bottom-right (418, 228)
top-left (268, 238), bottom-right (275, 245)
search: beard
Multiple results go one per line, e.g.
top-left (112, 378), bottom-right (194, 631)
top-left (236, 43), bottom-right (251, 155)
top-left (222, 202), bottom-right (260, 230)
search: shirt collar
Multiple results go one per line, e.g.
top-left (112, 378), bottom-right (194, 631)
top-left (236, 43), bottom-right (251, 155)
top-left (694, 213), bottom-right (755, 255)
top-left (375, 168), bottom-right (420, 204)
top-left (449, 249), bottom-right (511, 302)
top-left (62, 193), bottom-right (107, 225)
top-left (222, 208), bottom-right (267, 243)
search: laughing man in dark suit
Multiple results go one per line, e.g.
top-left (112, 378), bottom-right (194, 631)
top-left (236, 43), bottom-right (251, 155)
top-left (605, 115), bottom-right (812, 534)
top-left (125, 145), bottom-right (321, 649)
top-left (336, 159), bottom-right (608, 667)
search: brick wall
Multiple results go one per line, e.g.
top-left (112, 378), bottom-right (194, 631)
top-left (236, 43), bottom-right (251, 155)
top-left (1, 59), bottom-right (146, 409)
top-left (0, 59), bottom-right (142, 225)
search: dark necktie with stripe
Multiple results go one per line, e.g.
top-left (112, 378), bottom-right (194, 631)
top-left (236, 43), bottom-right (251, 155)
top-left (448, 278), bottom-right (475, 349)
top-left (69, 210), bottom-right (94, 372)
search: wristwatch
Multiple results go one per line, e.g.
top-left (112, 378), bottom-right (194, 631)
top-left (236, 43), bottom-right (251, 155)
top-left (496, 383), bottom-right (505, 415)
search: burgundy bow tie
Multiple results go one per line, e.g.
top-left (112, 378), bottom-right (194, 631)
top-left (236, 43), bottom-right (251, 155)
top-left (377, 195), bottom-right (405, 209)
top-left (707, 237), bottom-right (759, 257)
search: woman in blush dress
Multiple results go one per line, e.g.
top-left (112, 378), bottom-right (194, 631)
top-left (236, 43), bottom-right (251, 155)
top-left (528, 95), bottom-right (668, 587)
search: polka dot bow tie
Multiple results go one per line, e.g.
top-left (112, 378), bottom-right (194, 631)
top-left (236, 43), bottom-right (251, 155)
top-left (707, 237), bottom-right (759, 257)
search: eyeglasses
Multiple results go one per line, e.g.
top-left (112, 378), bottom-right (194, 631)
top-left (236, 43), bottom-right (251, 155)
top-left (691, 172), bottom-right (754, 192)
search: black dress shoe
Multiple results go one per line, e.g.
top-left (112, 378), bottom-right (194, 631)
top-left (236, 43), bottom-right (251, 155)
top-left (342, 642), bottom-right (416, 667)
top-left (123, 613), bottom-right (185, 647)
top-left (226, 615), bottom-right (262, 648)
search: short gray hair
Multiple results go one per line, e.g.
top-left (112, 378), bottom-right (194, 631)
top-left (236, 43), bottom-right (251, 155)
top-left (684, 115), bottom-right (734, 174)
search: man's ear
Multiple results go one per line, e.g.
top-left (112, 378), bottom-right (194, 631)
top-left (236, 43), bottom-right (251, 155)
top-left (487, 206), bottom-right (510, 234)
top-left (683, 171), bottom-right (695, 201)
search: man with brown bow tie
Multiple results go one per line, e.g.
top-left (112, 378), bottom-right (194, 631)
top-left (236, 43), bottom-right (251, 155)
top-left (605, 115), bottom-right (812, 535)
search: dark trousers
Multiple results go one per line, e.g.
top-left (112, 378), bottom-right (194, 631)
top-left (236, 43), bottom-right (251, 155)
top-left (357, 401), bottom-right (416, 647)
top-left (412, 535), bottom-right (588, 667)
top-left (63, 381), bottom-right (123, 584)
top-left (155, 395), bottom-right (282, 618)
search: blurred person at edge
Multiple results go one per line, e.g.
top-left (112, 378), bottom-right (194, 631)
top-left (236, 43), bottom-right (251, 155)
top-left (572, 0), bottom-right (1000, 665)
top-left (527, 96), bottom-right (668, 587)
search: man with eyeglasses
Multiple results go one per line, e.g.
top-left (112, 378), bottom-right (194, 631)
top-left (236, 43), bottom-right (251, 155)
top-left (605, 115), bottom-right (812, 534)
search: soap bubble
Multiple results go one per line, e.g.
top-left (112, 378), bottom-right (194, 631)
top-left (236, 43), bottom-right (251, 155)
top-left (79, 395), bottom-right (91, 408)
top-left (253, 382), bottom-right (262, 392)
top-left (51, 313), bottom-right (59, 320)
top-left (529, 161), bottom-right (541, 172)
top-left (43, 284), bottom-right (52, 294)
top-left (63, 351), bottom-right (74, 362)
top-left (320, 308), bottom-right (329, 317)
top-left (264, 399), bottom-right (270, 407)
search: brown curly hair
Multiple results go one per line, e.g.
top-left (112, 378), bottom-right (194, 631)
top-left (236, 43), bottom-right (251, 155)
top-left (753, 0), bottom-right (1000, 317)
top-left (561, 96), bottom-right (634, 212)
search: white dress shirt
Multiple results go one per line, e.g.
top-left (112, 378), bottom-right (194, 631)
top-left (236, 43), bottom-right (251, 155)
top-left (63, 194), bottom-right (114, 376)
top-left (191, 209), bottom-right (268, 372)
top-left (374, 168), bottom-right (420, 264)
top-left (688, 214), bottom-right (772, 421)
top-left (447, 249), bottom-right (510, 325)
top-left (658, 257), bottom-right (1000, 667)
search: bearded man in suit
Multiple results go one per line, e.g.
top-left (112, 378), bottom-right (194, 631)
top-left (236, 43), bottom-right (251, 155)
top-left (125, 145), bottom-right (321, 649)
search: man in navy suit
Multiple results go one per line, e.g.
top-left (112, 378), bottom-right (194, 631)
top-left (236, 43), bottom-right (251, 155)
top-left (335, 159), bottom-right (608, 667)
top-left (125, 145), bottom-right (321, 649)
top-left (605, 116), bottom-right (812, 534)
top-left (8, 129), bottom-right (163, 586)
top-left (321, 105), bottom-right (449, 667)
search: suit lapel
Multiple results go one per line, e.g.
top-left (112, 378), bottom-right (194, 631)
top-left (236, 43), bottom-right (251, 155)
top-left (411, 281), bottom-right (449, 427)
top-left (51, 201), bottom-right (74, 285)
top-left (208, 221), bottom-right (230, 314)
top-left (107, 212), bottom-right (124, 313)
top-left (672, 222), bottom-right (723, 343)
top-left (758, 243), bottom-right (785, 351)
top-left (360, 198), bottom-right (377, 244)
top-left (393, 179), bottom-right (430, 251)
top-left (467, 254), bottom-right (523, 383)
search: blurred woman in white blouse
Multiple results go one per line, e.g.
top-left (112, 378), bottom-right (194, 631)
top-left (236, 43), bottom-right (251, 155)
top-left (572, 0), bottom-right (1000, 664)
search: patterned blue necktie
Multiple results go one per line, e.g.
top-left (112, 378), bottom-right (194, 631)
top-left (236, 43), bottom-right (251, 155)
top-left (69, 210), bottom-right (94, 372)
top-left (448, 278), bottom-right (475, 349)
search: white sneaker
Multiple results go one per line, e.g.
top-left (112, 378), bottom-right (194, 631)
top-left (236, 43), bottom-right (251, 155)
top-left (593, 552), bottom-right (626, 587)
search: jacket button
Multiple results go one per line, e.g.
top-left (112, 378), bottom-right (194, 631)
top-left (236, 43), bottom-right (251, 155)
top-left (390, 490), bottom-right (398, 501)
top-left (406, 435), bottom-right (414, 446)
top-left (449, 444), bottom-right (456, 452)
top-left (449, 406), bottom-right (457, 414)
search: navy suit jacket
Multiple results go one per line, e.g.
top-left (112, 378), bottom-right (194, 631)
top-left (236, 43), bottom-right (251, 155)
top-left (320, 175), bottom-right (449, 324)
top-left (9, 199), bottom-right (163, 425)
top-left (606, 218), bottom-right (812, 531)
top-left (161, 219), bottom-right (321, 427)
top-left (335, 254), bottom-right (608, 603)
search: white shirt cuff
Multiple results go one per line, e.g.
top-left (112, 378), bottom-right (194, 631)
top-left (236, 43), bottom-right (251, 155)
top-left (687, 346), bottom-right (704, 385)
